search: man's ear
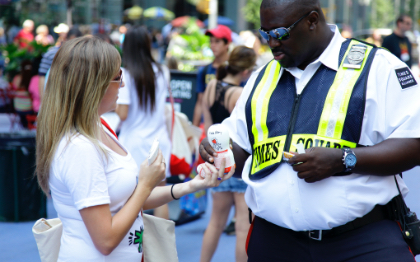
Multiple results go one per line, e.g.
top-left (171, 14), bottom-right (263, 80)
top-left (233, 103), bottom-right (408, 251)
top-left (308, 11), bottom-right (319, 31)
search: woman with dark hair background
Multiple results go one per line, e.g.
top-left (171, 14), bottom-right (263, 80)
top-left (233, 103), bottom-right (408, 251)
top-left (116, 26), bottom-right (171, 219)
top-left (200, 46), bottom-right (256, 262)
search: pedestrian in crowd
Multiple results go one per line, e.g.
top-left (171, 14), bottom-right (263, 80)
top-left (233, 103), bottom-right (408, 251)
top-left (382, 14), bottom-right (413, 68)
top-left (7, 25), bottom-right (20, 44)
top-left (95, 33), bottom-right (114, 45)
top-left (0, 27), bottom-right (6, 45)
top-left (28, 75), bottom-right (41, 114)
top-left (0, 27), bottom-right (5, 74)
top-left (118, 24), bottom-right (128, 46)
top-left (54, 23), bottom-right (70, 47)
top-left (200, 0), bottom-right (420, 261)
top-left (365, 29), bottom-right (383, 47)
top-left (35, 25), bottom-right (54, 46)
top-left (35, 35), bottom-right (234, 261)
top-left (340, 29), bottom-right (352, 39)
top-left (167, 56), bottom-right (179, 70)
top-left (14, 19), bottom-right (34, 48)
top-left (200, 46), bottom-right (256, 262)
top-left (38, 26), bottom-right (82, 100)
top-left (109, 26), bottom-right (121, 46)
top-left (192, 25), bottom-right (232, 127)
top-left (115, 26), bottom-right (171, 220)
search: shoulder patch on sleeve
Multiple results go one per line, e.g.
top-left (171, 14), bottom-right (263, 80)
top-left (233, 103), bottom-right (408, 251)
top-left (395, 67), bottom-right (417, 89)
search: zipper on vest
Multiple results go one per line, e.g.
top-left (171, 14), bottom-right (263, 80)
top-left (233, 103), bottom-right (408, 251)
top-left (282, 66), bottom-right (322, 154)
top-left (283, 94), bottom-right (302, 153)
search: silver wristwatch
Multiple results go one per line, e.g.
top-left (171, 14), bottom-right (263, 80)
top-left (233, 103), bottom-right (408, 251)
top-left (342, 148), bottom-right (357, 172)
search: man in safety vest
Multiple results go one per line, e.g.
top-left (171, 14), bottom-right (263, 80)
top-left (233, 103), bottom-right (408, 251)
top-left (199, 0), bottom-right (420, 261)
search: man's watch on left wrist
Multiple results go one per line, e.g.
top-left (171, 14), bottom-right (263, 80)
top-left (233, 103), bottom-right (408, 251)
top-left (342, 148), bottom-right (357, 172)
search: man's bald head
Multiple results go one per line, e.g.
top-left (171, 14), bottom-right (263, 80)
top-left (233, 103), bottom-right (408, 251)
top-left (261, 0), bottom-right (319, 9)
top-left (261, 0), bottom-right (322, 21)
top-left (259, 0), bottom-right (333, 69)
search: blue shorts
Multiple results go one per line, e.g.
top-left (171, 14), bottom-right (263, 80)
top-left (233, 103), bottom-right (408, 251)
top-left (211, 177), bottom-right (247, 193)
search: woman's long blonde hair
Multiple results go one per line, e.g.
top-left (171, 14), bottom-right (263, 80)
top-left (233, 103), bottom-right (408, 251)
top-left (36, 36), bottom-right (121, 195)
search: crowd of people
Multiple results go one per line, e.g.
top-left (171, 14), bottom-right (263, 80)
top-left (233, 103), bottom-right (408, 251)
top-left (1, 0), bottom-right (420, 261)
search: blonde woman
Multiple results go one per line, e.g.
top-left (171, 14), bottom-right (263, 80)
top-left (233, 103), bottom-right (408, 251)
top-left (36, 36), bottom-right (234, 261)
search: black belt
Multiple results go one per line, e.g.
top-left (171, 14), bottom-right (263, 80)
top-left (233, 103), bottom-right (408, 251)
top-left (301, 201), bottom-right (392, 241)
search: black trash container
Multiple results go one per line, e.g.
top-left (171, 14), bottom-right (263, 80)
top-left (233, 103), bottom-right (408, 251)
top-left (0, 131), bottom-right (46, 222)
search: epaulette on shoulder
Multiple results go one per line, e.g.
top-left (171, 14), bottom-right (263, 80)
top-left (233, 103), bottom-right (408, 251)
top-left (349, 38), bottom-right (377, 48)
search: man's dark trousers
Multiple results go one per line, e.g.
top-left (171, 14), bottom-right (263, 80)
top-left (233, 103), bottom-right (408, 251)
top-left (247, 216), bottom-right (415, 262)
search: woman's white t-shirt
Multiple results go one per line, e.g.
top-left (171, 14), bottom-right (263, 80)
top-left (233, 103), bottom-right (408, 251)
top-left (49, 127), bottom-right (143, 261)
top-left (117, 64), bottom-right (171, 176)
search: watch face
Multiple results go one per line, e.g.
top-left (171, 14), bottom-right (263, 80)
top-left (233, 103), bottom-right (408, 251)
top-left (345, 154), bottom-right (357, 167)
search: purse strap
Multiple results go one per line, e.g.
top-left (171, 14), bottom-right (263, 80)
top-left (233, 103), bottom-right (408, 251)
top-left (163, 67), bottom-right (175, 142)
top-left (100, 118), bottom-right (118, 139)
top-left (168, 82), bottom-right (175, 141)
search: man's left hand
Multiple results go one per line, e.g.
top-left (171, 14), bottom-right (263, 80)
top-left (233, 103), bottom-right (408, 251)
top-left (289, 147), bottom-right (343, 183)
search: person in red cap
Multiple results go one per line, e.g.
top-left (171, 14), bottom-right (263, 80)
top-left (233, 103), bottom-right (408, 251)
top-left (192, 25), bottom-right (232, 127)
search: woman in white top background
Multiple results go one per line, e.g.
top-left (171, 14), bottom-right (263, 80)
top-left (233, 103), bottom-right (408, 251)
top-left (116, 25), bottom-right (171, 219)
top-left (35, 36), bottom-right (234, 261)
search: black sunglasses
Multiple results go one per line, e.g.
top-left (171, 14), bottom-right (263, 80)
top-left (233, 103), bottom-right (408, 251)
top-left (259, 12), bottom-right (312, 41)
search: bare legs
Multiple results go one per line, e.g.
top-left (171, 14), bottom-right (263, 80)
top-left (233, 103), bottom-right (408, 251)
top-left (233, 193), bottom-right (249, 262)
top-left (200, 191), bottom-right (249, 262)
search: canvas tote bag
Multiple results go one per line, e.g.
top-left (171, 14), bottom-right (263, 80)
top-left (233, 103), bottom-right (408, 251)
top-left (32, 218), bottom-right (62, 262)
top-left (143, 213), bottom-right (179, 262)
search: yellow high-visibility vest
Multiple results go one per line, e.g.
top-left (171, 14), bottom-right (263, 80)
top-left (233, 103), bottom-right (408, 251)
top-left (246, 39), bottom-right (377, 180)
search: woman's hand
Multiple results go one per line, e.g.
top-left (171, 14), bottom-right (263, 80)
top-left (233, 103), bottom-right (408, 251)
top-left (137, 150), bottom-right (166, 193)
top-left (189, 159), bottom-right (235, 192)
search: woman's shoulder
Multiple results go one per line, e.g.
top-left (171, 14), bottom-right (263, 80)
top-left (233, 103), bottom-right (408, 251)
top-left (55, 133), bottom-right (101, 160)
top-left (204, 79), bottom-right (218, 94)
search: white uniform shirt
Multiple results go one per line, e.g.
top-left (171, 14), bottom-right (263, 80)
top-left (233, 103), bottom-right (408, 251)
top-left (50, 127), bottom-right (143, 261)
top-left (223, 25), bottom-right (420, 231)
top-left (117, 64), bottom-right (171, 177)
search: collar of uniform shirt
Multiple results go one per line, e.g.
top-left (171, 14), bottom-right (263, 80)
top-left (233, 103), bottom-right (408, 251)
top-left (285, 24), bottom-right (345, 77)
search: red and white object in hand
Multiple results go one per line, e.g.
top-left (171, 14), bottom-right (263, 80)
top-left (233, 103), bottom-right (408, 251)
top-left (207, 124), bottom-right (235, 175)
top-left (197, 164), bottom-right (206, 178)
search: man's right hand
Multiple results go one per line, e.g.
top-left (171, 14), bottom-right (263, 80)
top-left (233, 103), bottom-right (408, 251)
top-left (201, 137), bottom-right (250, 178)
top-left (199, 137), bottom-right (218, 163)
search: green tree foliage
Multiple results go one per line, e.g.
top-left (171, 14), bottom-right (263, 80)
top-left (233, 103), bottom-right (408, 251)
top-left (0, 5), bottom-right (20, 28)
top-left (242, 0), bottom-right (261, 29)
top-left (370, 0), bottom-right (396, 28)
top-left (0, 1), bottom-right (58, 28)
top-left (0, 41), bottom-right (52, 81)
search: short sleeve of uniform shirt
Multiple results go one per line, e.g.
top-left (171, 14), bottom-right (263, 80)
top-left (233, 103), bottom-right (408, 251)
top-left (360, 48), bottom-right (420, 145)
top-left (55, 137), bottom-right (110, 210)
top-left (223, 49), bottom-right (420, 153)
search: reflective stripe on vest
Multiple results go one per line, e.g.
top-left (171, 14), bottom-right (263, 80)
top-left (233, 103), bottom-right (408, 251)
top-left (317, 40), bottom-right (374, 139)
top-left (250, 61), bottom-right (282, 174)
top-left (249, 40), bottom-right (374, 177)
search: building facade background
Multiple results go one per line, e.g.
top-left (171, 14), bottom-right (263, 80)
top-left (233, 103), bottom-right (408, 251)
top-left (1, 0), bottom-right (419, 34)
